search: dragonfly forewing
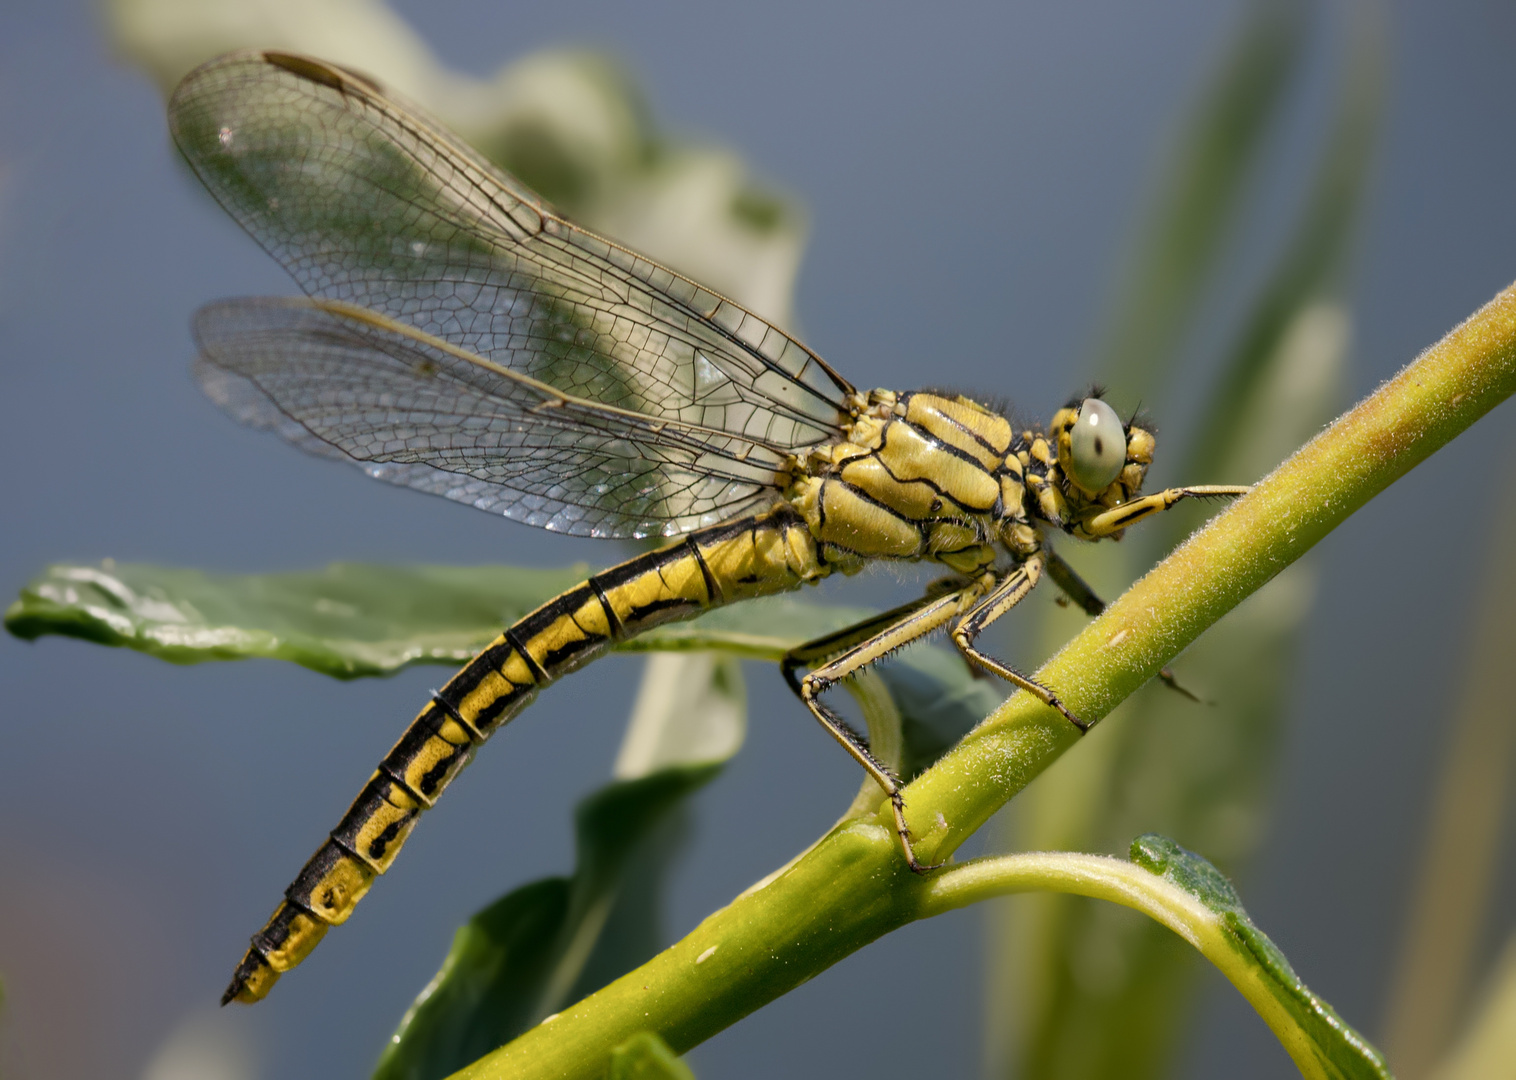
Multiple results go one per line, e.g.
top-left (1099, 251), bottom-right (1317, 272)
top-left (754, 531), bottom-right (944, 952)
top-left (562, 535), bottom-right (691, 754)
top-left (168, 50), bottom-right (853, 500)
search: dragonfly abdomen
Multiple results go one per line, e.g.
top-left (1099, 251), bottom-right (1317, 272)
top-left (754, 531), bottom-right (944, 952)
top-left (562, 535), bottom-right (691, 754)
top-left (224, 507), bottom-right (828, 1003)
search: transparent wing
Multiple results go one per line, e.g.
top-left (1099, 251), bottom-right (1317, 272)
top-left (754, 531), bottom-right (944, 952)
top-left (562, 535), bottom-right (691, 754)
top-left (169, 51), bottom-right (852, 466)
top-left (194, 297), bottom-right (790, 538)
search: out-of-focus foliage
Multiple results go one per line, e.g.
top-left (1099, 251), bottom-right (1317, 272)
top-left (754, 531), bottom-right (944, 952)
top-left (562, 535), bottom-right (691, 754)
top-left (1085, 0), bottom-right (1308, 397)
top-left (987, 4), bottom-right (1385, 1078)
top-left (1381, 460), bottom-right (1516, 1079)
top-left (1426, 937), bottom-right (1516, 1080)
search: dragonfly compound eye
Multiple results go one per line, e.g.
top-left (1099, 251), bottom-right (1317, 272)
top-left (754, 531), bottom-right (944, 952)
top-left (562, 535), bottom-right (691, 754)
top-left (1066, 397), bottom-right (1126, 493)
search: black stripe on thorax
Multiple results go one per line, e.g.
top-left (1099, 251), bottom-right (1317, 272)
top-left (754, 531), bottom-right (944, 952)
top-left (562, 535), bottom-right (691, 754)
top-left (860, 451), bottom-right (1003, 525)
top-left (886, 417), bottom-right (1000, 476)
top-left (870, 448), bottom-right (978, 506)
top-left (898, 391), bottom-right (1011, 459)
top-left (827, 476), bottom-right (934, 544)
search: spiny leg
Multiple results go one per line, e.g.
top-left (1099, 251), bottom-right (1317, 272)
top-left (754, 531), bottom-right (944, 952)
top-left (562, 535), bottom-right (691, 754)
top-left (1070, 484), bottom-right (1249, 697)
top-left (1044, 549), bottom-right (1202, 703)
top-left (1082, 484), bottom-right (1251, 537)
top-left (949, 554), bottom-right (1087, 732)
top-left (783, 577), bottom-right (992, 873)
top-left (781, 583), bottom-right (963, 695)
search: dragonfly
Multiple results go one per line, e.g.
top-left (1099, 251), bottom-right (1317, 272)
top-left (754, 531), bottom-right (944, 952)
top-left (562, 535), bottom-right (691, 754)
top-left (168, 50), bottom-right (1248, 1005)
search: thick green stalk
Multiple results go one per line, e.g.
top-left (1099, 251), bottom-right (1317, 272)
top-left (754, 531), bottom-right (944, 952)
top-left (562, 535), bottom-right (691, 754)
top-left (453, 284), bottom-right (1516, 1080)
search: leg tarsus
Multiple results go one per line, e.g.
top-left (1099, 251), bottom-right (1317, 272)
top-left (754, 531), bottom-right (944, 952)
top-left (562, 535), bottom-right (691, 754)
top-left (789, 584), bottom-right (986, 873)
top-left (952, 626), bottom-right (1090, 733)
top-left (811, 678), bottom-right (944, 871)
top-left (1157, 666), bottom-right (1207, 704)
top-left (949, 555), bottom-right (1092, 734)
top-left (1043, 551), bottom-right (1211, 708)
top-left (1043, 689), bottom-right (1089, 732)
top-left (889, 790), bottom-right (944, 874)
top-left (1044, 548), bottom-right (1106, 617)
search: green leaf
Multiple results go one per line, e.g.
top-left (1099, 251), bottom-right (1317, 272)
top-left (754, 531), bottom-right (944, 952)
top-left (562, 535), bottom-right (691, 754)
top-left (606, 1032), bottom-right (695, 1080)
top-left (6, 555), bottom-right (1017, 797)
top-left (3, 561), bottom-right (872, 676)
top-left (374, 763), bottom-right (722, 1080)
top-left (2, 561), bottom-right (587, 678)
top-left (374, 878), bottom-right (571, 1079)
top-left (1128, 836), bottom-right (1392, 1080)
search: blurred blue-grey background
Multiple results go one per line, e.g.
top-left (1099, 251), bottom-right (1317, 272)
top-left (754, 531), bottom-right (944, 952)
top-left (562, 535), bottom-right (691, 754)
top-left (3, 1), bottom-right (1515, 1078)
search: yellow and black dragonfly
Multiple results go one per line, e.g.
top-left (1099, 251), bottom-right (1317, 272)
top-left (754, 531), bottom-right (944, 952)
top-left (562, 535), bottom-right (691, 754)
top-left (169, 50), bottom-right (1247, 1005)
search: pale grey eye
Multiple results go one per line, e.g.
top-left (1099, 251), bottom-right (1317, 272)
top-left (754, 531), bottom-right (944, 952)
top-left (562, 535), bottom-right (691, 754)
top-left (1067, 397), bottom-right (1125, 492)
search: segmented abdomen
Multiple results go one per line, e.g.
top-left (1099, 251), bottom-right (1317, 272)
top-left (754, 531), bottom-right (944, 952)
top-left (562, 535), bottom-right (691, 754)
top-left (225, 508), bottom-right (825, 1003)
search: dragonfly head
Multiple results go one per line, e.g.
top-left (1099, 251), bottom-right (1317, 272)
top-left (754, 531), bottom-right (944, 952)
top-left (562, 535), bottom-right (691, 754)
top-left (1049, 396), bottom-right (1156, 527)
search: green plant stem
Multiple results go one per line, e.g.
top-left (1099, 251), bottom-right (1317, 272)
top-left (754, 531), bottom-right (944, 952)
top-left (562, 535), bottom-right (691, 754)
top-left (452, 283), bottom-right (1516, 1080)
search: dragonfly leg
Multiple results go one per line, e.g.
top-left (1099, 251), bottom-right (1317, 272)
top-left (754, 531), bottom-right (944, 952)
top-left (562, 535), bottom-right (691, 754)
top-left (1045, 549), bottom-right (1202, 703)
top-left (780, 587), bottom-right (960, 694)
top-left (783, 579), bottom-right (990, 873)
top-left (950, 554), bottom-right (1087, 732)
top-left (1044, 547), bottom-right (1104, 616)
top-left (1081, 484), bottom-right (1251, 537)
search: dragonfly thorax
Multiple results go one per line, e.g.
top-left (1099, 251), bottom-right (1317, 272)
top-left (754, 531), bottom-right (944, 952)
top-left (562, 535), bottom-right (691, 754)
top-left (783, 390), bottom-right (1156, 577)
